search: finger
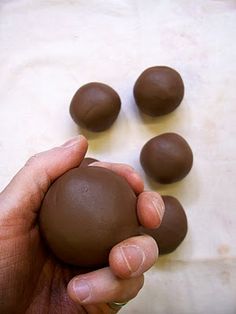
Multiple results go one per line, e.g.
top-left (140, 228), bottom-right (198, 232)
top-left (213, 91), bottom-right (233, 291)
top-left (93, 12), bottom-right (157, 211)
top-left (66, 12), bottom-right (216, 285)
top-left (83, 302), bottom-right (126, 314)
top-left (67, 267), bottom-right (144, 305)
top-left (109, 235), bottom-right (158, 279)
top-left (89, 162), bottom-right (144, 194)
top-left (82, 304), bottom-right (118, 314)
top-left (0, 136), bottom-right (88, 223)
top-left (137, 191), bottom-right (165, 229)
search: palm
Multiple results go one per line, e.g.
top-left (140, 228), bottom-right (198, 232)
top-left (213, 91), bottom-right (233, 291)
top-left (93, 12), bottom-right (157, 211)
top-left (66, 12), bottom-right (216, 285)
top-left (0, 220), bottom-right (74, 312)
top-left (1, 218), bottom-right (114, 314)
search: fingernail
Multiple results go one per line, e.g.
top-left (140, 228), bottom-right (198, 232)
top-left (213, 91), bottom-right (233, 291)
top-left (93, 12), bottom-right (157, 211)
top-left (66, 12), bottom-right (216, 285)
top-left (151, 196), bottom-right (165, 221)
top-left (61, 136), bottom-right (83, 148)
top-left (73, 279), bottom-right (91, 303)
top-left (120, 245), bottom-right (145, 275)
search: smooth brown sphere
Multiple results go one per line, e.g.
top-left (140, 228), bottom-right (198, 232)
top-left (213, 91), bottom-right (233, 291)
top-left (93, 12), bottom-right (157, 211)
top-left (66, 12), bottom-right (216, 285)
top-left (140, 133), bottom-right (193, 184)
top-left (70, 82), bottom-right (121, 132)
top-left (140, 196), bottom-right (188, 254)
top-left (79, 157), bottom-right (98, 168)
top-left (39, 166), bottom-right (139, 267)
top-left (133, 66), bottom-right (184, 116)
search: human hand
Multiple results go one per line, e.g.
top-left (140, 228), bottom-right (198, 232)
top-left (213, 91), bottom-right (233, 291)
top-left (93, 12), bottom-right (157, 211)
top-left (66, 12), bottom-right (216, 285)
top-left (0, 136), bottom-right (164, 314)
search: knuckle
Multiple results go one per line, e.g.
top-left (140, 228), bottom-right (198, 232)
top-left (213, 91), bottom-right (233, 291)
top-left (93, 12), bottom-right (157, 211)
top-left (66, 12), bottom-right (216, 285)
top-left (24, 153), bottom-right (51, 195)
top-left (25, 153), bottom-right (41, 167)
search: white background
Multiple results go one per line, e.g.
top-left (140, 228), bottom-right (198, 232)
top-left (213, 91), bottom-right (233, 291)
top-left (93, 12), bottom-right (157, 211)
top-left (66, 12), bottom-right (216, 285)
top-left (0, 1), bottom-right (236, 313)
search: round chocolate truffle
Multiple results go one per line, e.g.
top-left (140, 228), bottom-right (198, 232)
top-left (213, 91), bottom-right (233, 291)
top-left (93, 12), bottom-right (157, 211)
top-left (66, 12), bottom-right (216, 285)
top-left (133, 66), bottom-right (184, 116)
top-left (140, 196), bottom-right (188, 254)
top-left (70, 82), bottom-right (121, 132)
top-left (140, 133), bottom-right (193, 184)
top-left (79, 157), bottom-right (98, 168)
top-left (39, 166), bottom-right (139, 267)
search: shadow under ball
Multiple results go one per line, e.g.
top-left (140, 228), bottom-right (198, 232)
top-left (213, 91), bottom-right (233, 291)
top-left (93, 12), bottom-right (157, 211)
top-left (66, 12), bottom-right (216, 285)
top-left (140, 196), bottom-right (188, 254)
top-left (133, 66), bottom-right (184, 116)
top-left (70, 82), bottom-right (121, 132)
top-left (39, 166), bottom-right (139, 267)
top-left (140, 133), bottom-right (193, 184)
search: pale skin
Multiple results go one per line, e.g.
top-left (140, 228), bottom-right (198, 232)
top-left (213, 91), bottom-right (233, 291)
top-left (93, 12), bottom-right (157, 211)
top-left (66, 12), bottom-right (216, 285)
top-left (0, 135), bottom-right (165, 314)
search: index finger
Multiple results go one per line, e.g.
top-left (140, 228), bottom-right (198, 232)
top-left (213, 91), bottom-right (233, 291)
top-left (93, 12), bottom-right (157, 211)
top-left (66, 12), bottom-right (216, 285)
top-left (89, 162), bottom-right (144, 195)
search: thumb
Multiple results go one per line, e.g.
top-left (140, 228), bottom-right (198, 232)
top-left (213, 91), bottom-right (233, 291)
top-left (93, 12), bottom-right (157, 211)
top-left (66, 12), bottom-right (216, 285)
top-left (0, 135), bottom-right (88, 227)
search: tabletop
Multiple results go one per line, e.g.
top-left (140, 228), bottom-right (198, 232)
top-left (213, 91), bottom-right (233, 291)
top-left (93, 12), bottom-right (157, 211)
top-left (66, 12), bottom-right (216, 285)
top-left (0, 1), bottom-right (235, 313)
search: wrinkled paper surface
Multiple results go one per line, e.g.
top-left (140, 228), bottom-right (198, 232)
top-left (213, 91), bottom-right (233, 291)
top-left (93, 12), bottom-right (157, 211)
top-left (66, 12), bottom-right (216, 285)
top-left (0, 1), bottom-right (235, 313)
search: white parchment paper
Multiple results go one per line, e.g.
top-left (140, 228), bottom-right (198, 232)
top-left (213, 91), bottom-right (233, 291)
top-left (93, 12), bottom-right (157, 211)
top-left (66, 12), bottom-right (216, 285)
top-left (0, 1), bottom-right (236, 313)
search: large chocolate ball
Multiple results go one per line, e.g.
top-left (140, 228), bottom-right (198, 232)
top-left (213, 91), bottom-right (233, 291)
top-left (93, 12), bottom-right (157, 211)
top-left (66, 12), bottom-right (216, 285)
top-left (133, 66), bottom-right (184, 116)
top-left (140, 133), bottom-right (193, 184)
top-left (39, 166), bottom-right (139, 267)
top-left (70, 82), bottom-right (121, 132)
top-left (140, 196), bottom-right (188, 254)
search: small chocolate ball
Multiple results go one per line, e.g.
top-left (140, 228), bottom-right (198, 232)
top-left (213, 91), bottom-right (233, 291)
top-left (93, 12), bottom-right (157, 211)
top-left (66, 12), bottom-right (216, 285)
top-left (39, 166), bottom-right (139, 267)
top-left (70, 82), bottom-right (121, 132)
top-left (79, 157), bottom-right (98, 168)
top-left (140, 133), bottom-right (193, 184)
top-left (133, 66), bottom-right (184, 116)
top-left (140, 196), bottom-right (188, 254)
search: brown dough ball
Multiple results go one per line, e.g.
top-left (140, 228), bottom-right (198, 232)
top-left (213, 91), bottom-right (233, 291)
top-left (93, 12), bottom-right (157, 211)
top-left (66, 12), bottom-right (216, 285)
top-left (140, 133), bottom-right (193, 184)
top-left (133, 66), bottom-right (184, 116)
top-left (80, 157), bottom-right (98, 168)
top-left (70, 82), bottom-right (121, 132)
top-left (140, 196), bottom-right (188, 254)
top-left (39, 166), bottom-right (139, 267)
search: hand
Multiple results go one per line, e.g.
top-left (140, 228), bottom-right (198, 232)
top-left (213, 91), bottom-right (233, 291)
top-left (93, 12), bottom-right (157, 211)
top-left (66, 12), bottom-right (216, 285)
top-left (0, 136), bottom-right (165, 314)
